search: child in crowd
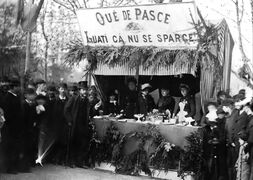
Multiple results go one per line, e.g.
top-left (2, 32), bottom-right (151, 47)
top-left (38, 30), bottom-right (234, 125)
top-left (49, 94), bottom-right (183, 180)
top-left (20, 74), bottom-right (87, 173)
top-left (200, 102), bottom-right (218, 127)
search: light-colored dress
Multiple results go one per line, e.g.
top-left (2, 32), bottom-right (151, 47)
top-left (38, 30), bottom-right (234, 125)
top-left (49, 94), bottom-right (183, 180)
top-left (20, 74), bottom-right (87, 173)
top-left (235, 143), bottom-right (250, 180)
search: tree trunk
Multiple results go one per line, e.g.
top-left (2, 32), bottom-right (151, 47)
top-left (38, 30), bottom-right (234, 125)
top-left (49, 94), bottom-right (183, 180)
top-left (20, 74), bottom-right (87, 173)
top-left (40, 5), bottom-right (49, 82)
top-left (235, 0), bottom-right (248, 62)
top-left (25, 32), bottom-right (32, 73)
top-left (44, 41), bottom-right (48, 82)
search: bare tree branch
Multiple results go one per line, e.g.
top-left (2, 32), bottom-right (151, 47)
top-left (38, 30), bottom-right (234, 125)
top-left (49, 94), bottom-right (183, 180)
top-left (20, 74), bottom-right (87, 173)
top-left (83, 0), bottom-right (87, 8)
top-left (231, 0), bottom-right (236, 4)
top-left (234, 0), bottom-right (249, 63)
top-left (239, 0), bottom-right (244, 23)
top-left (52, 0), bottom-right (76, 14)
top-left (99, 0), bottom-right (105, 7)
top-left (70, 0), bottom-right (79, 9)
top-left (114, 0), bottom-right (124, 6)
top-left (131, 0), bottom-right (138, 5)
top-left (67, 0), bottom-right (77, 13)
top-left (75, 0), bottom-right (81, 8)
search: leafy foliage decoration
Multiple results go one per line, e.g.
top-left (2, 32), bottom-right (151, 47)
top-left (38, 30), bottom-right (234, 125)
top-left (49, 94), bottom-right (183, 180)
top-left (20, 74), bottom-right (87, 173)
top-left (178, 131), bottom-right (204, 179)
top-left (64, 41), bottom-right (198, 74)
top-left (90, 122), bottom-right (204, 178)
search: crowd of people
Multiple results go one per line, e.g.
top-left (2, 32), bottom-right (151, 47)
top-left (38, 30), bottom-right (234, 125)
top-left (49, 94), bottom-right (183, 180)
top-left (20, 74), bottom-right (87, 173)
top-left (201, 87), bottom-right (253, 180)
top-left (1, 76), bottom-right (253, 180)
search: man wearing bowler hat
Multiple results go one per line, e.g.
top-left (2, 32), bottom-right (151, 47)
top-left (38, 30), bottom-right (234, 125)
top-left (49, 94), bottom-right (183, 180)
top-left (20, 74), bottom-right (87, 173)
top-left (64, 81), bottom-right (90, 168)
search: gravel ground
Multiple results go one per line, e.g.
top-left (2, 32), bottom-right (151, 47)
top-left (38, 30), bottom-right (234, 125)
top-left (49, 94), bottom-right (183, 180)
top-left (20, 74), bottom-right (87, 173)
top-left (0, 164), bottom-right (158, 180)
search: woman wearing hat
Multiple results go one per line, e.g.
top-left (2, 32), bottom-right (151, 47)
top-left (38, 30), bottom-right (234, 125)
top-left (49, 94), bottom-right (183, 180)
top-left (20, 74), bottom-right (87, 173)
top-left (173, 84), bottom-right (195, 119)
top-left (137, 83), bottom-right (155, 116)
top-left (157, 87), bottom-right (175, 116)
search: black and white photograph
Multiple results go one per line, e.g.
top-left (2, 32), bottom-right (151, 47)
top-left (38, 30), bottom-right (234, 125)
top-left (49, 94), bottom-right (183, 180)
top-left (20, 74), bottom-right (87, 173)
top-left (0, 0), bottom-right (252, 179)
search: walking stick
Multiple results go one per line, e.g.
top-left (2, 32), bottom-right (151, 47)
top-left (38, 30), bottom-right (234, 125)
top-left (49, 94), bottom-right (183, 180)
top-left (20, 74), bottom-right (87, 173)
top-left (65, 124), bottom-right (72, 167)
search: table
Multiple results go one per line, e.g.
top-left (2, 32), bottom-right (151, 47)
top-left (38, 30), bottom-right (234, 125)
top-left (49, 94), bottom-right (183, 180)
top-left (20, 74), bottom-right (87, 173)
top-left (93, 118), bottom-right (202, 152)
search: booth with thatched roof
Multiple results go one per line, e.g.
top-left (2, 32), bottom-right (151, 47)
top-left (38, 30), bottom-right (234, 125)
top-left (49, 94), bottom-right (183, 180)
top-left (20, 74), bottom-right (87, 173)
top-left (64, 2), bottom-right (234, 179)
top-left (66, 2), bottom-right (234, 112)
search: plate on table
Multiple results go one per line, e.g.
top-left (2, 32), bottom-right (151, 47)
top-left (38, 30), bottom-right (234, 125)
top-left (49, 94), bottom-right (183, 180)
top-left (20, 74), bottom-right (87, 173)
top-left (118, 119), bottom-right (127, 122)
top-left (176, 123), bottom-right (186, 126)
top-left (93, 116), bottom-right (103, 119)
top-left (163, 122), bottom-right (175, 125)
top-left (126, 119), bottom-right (136, 123)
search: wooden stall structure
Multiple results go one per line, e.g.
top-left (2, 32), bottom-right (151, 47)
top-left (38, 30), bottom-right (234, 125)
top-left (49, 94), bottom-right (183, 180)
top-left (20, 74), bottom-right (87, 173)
top-left (64, 2), bottom-right (235, 179)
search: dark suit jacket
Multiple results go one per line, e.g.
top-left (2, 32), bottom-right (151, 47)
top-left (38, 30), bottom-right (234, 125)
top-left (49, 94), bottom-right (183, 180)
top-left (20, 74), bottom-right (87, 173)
top-left (22, 100), bottom-right (37, 135)
top-left (1, 92), bottom-right (22, 139)
top-left (231, 111), bottom-right (249, 144)
top-left (122, 90), bottom-right (138, 118)
top-left (246, 115), bottom-right (253, 144)
top-left (225, 109), bottom-right (239, 144)
top-left (246, 115), bottom-right (253, 164)
top-left (51, 96), bottom-right (68, 140)
top-left (157, 96), bottom-right (175, 115)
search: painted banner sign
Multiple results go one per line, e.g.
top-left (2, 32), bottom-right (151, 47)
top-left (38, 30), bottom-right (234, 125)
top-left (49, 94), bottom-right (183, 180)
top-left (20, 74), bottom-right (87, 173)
top-left (76, 2), bottom-right (198, 49)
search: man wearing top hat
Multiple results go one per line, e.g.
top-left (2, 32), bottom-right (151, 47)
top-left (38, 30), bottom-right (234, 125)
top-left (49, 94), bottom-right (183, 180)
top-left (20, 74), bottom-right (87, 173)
top-left (64, 81), bottom-right (90, 168)
top-left (137, 83), bottom-right (155, 116)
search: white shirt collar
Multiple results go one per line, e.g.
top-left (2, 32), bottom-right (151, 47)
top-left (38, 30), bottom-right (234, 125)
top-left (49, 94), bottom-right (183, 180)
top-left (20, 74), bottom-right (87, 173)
top-left (59, 95), bottom-right (66, 100)
top-left (8, 91), bottom-right (17, 97)
top-left (25, 99), bottom-right (32, 104)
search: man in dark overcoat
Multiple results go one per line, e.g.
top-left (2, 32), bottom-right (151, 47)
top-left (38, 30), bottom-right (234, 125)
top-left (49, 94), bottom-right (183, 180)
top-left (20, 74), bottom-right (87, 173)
top-left (51, 83), bottom-right (69, 164)
top-left (1, 79), bottom-right (22, 173)
top-left (22, 88), bottom-right (37, 168)
top-left (64, 81), bottom-right (90, 168)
